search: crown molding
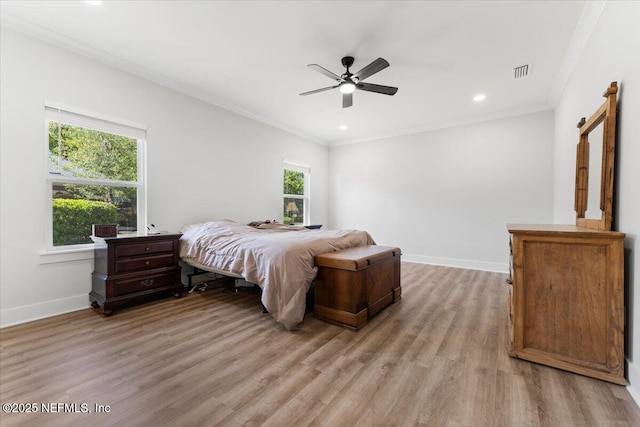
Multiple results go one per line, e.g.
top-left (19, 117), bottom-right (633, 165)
top-left (1, 12), bottom-right (326, 146)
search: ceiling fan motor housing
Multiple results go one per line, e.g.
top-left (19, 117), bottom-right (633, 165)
top-left (341, 56), bottom-right (355, 70)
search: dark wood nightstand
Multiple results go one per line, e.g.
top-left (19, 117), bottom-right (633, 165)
top-left (90, 233), bottom-right (183, 316)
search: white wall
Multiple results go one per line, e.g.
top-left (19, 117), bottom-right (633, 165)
top-left (328, 110), bottom-right (554, 272)
top-left (552, 1), bottom-right (640, 398)
top-left (0, 28), bottom-right (329, 327)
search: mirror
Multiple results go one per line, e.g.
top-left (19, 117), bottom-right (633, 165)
top-left (585, 122), bottom-right (604, 219)
top-left (574, 81), bottom-right (618, 230)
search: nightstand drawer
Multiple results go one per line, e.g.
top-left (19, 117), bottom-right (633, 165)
top-left (115, 240), bottom-right (175, 258)
top-left (114, 272), bottom-right (177, 296)
top-left (115, 254), bottom-right (175, 273)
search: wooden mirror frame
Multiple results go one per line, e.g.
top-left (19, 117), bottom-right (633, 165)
top-left (575, 81), bottom-right (618, 230)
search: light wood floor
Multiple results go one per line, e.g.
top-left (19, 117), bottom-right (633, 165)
top-left (1, 263), bottom-right (639, 426)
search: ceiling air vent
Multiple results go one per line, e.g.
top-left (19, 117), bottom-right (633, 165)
top-left (513, 63), bottom-right (531, 79)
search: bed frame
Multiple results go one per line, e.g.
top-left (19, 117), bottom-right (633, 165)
top-left (181, 258), bottom-right (269, 312)
top-left (181, 258), bottom-right (315, 315)
top-left (182, 258), bottom-right (244, 292)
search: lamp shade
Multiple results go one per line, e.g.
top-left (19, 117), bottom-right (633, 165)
top-left (286, 202), bottom-right (299, 213)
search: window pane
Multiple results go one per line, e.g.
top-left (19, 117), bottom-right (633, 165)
top-left (283, 197), bottom-right (304, 225)
top-left (52, 183), bottom-right (137, 246)
top-left (48, 121), bottom-right (137, 182)
top-left (283, 169), bottom-right (304, 195)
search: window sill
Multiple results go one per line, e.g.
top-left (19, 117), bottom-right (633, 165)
top-left (38, 246), bottom-right (94, 264)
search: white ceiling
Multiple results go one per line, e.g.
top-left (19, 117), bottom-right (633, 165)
top-left (0, 0), bottom-right (587, 146)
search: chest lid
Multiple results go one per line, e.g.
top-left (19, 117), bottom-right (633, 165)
top-left (315, 245), bottom-right (401, 271)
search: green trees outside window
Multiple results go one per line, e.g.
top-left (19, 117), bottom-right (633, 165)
top-left (49, 121), bottom-right (139, 246)
top-left (283, 168), bottom-right (305, 225)
top-left (52, 199), bottom-right (118, 245)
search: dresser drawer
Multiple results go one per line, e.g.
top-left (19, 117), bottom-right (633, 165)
top-left (113, 272), bottom-right (177, 296)
top-left (115, 240), bottom-right (175, 258)
top-left (115, 254), bottom-right (175, 273)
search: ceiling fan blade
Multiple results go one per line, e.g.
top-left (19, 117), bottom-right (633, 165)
top-left (357, 82), bottom-right (398, 96)
top-left (307, 64), bottom-right (342, 81)
top-left (352, 57), bottom-right (390, 81)
top-left (300, 85), bottom-right (339, 96)
top-left (342, 92), bottom-right (353, 108)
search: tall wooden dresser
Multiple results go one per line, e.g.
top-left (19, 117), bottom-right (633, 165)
top-left (90, 233), bottom-right (183, 315)
top-left (506, 82), bottom-right (625, 385)
top-left (507, 224), bottom-right (625, 384)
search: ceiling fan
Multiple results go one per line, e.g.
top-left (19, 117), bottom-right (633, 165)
top-left (300, 56), bottom-right (398, 108)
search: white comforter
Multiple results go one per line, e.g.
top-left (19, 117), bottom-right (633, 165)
top-left (179, 220), bottom-right (374, 330)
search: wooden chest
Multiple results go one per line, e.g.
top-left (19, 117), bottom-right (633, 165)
top-left (314, 245), bottom-right (401, 330)
top-left (90, 233), bottom-right (183, 316)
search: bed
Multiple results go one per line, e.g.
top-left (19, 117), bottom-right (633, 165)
top-left (179, 220), bottom-right (375, 330)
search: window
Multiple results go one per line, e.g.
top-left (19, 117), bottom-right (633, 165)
top-left (45, 105), bottom-right (146, 248)
top-left (283, 161), bottom-right (310, 225)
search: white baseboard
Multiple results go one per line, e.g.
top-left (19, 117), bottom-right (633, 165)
top-left (402, 253), bottom-right (508, 273)
top-left (627, 360), bottom-right (640, 407)
top-left (0, 294), bottom-right (89, 328)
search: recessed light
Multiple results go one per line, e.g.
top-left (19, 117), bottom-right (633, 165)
top-left (473, 94), bottom-right (486, 102)
top-left (84, 1), bottom-right (103, 5)
top-left (339, 125), bottom-right (348, 130)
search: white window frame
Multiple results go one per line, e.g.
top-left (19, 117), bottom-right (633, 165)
top-left (44, 103), bottom-right (147, 252)
top-left (283, 160), bottom-right (310, 225)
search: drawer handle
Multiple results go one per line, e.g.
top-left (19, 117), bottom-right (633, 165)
top-left (145, 247), bottom-right (150, 251)
top-left (145, 261), bottom-right (150, 265)
top-left (141, 279), bottom-right (154, 287)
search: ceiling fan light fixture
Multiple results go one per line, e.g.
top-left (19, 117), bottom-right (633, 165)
top-left (340, 82), bottom-right (356, 94)
top-left (301, 56), bottom-right (397, 107)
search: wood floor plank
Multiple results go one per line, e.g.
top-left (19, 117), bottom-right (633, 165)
top-left (494, 369), bottom-right (542, 427)
top-left (1, 262), bottom-right (639, 426)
